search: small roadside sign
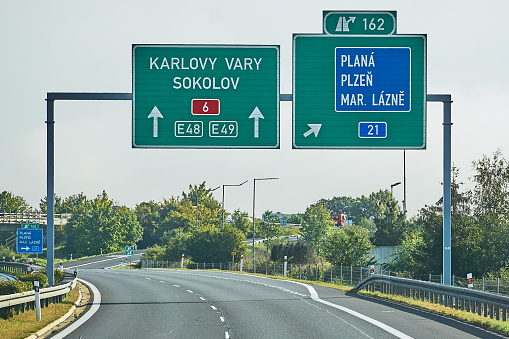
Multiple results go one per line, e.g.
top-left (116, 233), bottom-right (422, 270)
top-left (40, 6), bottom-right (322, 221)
top-left (125, 246), bottom-right (134, 255)
top-left (231, 252), bottom-right (236, 256)
top-left (21, 223), bottom-right (39, 229)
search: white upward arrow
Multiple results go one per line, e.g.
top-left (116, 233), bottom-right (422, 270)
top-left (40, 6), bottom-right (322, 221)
top-left (303, 124), bottom-right (322, 137)
top-left (249, 107), bottom-right (264, 138)
top-left (147, 106), bottom-right (163, 138)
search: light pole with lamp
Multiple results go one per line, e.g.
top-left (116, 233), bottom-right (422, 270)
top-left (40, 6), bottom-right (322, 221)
top-left (252, 177), bottom-right (279, 273)
top-left (222, 180), bottom-right (248, 230)
top-left (196, 185), bottom-right (220, 230)
top-left (390, 182), bottom-right (401, 197)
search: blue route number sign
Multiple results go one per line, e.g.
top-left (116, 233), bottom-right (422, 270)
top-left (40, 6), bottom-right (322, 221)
top-left (17, 229), bottom-right (43, 254)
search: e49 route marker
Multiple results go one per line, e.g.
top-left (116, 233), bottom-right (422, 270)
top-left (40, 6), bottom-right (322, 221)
top-left (132, 44), bottom-right (280, 149)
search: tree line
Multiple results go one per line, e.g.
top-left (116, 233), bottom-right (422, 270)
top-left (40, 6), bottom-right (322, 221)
top-left (1, 150), bottom-right (508, 279)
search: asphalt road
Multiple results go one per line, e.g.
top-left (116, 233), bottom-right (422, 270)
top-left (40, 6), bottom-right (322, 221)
top-left (52, 257), bottom-right (506, 339)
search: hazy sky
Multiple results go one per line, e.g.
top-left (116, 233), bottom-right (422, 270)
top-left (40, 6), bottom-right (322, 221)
top-left (1, 1), bottom-right (508, 218)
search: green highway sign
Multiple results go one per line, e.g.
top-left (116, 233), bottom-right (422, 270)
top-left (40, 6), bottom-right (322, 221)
top-left (21, 223), bottom-right (39, 229)
top-left (292, 34), bottom-right (426, 149)
top-left (132, 45), bottom-right (280, 148)
top-left (125, 246), bottom-right (134, 255)
top-left (323, 11), bottom-right (397, 35)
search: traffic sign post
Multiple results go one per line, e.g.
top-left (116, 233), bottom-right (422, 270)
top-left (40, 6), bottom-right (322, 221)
top-left (293, 34), bottom-right (426, 149)
top-left (132, 45), bottom-right (280, 148)
top-left (17, 229), bottom-right (43, 254)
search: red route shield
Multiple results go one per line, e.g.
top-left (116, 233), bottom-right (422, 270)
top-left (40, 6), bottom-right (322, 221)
top-left (192, 99), bottom-right (220, 115)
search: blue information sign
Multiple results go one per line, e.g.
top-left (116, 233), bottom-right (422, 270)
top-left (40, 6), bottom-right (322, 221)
top-left (335, 47), bottom-right (410, 112)
top-left (17, 229), bottom-right (43, 254)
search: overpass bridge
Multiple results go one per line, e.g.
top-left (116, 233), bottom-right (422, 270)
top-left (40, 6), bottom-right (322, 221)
top-left (0, 213), bottom-right (68, 232)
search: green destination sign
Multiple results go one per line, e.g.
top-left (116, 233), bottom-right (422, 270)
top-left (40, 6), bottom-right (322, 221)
top-left (132, 45), bottom-right (280, 148)
top-left (293, 34), bottom-right (426, 149)
top-left (323, 11), bottom-right (397, 35)
top-left (21, 223), bottom-right (39, 229)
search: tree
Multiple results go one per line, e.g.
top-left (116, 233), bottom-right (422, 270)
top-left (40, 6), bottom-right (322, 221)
top-left (300, 203), bottom-right (332, 254)
top-left (469, 150), bottom-right (509, 275)
top-left (0, 191), bottom-right (30, 214)
top-left (324, 225), bottom-right (375, 266)
top-left (259, 210), bottom-right (282, 251)
top-left (231, 209), bottom-right (251, 237)
top-left (270, 241), bottom-right (316, 264)
top-left (135, 201), bottom-right (161, 249)
top-left (358, 217), bottom-right (377, 240)
top-left (186, 226), bottom-right (247, 263)
top-left (370, 190), bottom-right (408, 246)
top-left (324, 195), bottom-right (372, 225)
top-left (66, 191), bottom-right (142, 257)
top-left (182, 182), bottom-right (222, 230)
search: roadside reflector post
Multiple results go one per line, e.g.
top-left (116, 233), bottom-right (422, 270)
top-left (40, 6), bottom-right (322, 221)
top-left (34, 281), bottom-right (41, 321)
top-left (180, 254), bottom-right (184, 269)
top-left (74, 268), bottom-right (78, 278)
top-left (467, 273), bottom-right (473, 288)
top-left (284, 256), bottom-right (288, 277)
top-left (240, 255), bottom-right (244, 272)
top-left (59, 260), bottom-right (63, 272)
top-left (370, 265), bottom-right (375, 275)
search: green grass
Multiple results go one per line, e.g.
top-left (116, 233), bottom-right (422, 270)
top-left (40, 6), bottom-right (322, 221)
top-left (358, 290), bottom-right (509, 336)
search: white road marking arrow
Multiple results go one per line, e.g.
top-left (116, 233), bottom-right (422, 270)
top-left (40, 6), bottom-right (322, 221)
top-left (303, 124), bottom-right (322, 137)
top-left (147, 106), bottom-right (163, 138)
top-left (249, 107), bottom-right (264, 138)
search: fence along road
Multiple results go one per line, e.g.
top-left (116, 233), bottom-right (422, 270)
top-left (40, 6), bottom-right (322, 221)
top-left (60, 263), bottom-right (504, 338)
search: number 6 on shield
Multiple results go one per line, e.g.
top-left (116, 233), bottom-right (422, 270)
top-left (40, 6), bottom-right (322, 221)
top-left (192, 99), bottom-right (220, 115)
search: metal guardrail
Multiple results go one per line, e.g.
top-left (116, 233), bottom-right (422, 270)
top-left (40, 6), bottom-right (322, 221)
top-left (0, 275), bottom-right (76, 318)
top-left (355, 274), bottom-right (509, 321)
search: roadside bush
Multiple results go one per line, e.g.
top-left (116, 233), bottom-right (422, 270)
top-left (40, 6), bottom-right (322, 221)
top-left (18, 272), bottom-right (48, 287)
top-left (54, 269), bottom-right (65, 283)
top-left (0, 280), bottom-right (32, 295)
top-left (39, 269), bottom-right (65, 284)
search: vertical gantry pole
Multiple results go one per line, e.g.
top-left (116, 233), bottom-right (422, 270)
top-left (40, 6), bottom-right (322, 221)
top-left (46, 98), bottom-right (55, 286)
top-left (427, 94), bottom-right (452, 285)
top-left (443, 99), bottom-right (452, 285)
top-left (252, 180), bottom-right (256, 273)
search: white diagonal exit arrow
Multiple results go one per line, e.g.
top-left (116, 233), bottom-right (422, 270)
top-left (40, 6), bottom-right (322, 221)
top-left (249, 106), bottom-right (264, 138)
top-left (303, 124), bottom-right (322, 137)
top-left (147, 106), bottom-right (163, 138)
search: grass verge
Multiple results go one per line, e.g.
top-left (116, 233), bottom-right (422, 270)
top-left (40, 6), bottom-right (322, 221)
top-left (358, 289), bottom-right (509, 336)
top-left (0, 282), bottom-right (81, 339)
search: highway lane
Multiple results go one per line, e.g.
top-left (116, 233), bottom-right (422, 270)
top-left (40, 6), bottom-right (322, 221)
top-left (55, 267), bottom-right (506, 339)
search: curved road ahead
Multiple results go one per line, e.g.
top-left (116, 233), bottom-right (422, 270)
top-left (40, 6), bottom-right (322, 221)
top-left (53, 257), bottom-right (504, 338)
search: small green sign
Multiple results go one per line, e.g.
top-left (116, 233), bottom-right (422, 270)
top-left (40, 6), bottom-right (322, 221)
top-left (125, 246), bottom-right (134, 255)
top-left (323, 11), bottom-right (397, 35)
top-left (21, 223), bottom-right (39, 229)
top-left (132, 44), bottom-right (280, 149)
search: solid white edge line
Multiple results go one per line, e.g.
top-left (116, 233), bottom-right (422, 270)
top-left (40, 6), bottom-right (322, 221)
top-left (286, 280), bottom-right (413, 339)
top-left (51, 278), bottom-right (101, 339)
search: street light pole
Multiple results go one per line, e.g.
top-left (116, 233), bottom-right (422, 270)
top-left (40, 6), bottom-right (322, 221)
top-left (252, 177), bottom-right (278, 273)
top-left (221, 180), bottom-right (248, 230)
top-left (196, 185), bottom-right (220, 230)
top-left (390, 182), bottom-right (401, 197)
